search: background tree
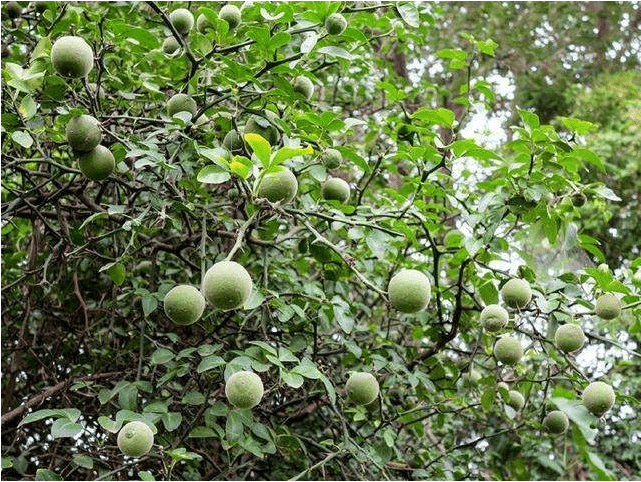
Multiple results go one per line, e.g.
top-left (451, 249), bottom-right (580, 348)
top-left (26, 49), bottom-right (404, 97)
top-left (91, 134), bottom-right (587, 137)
top-left (2, 2), bottom-right (640, 481)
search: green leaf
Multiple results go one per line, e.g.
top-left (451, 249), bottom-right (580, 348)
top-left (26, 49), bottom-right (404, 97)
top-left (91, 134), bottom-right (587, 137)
top-left (476, 39), bottom-right (498, 56)
top-left (107, 262), bottom-right (126, 286)
top-left (20, 409), bottom-right (68, 426)
top-left (189, 426), bottom-right (217, 438)
top-left (150, 348), bottom-right (174, 365)
top-left (292, 357), bottom-right (321, 379)
top-left (98, 415), bottom-right (122, 433)
top-left (197, 165), bottom-right (231, 184)
top-left (138, 470), bottom-right (156, 481)
top-left (161, 412), bottom-right (182, 432)
top-left (19, 95), bottom-right (37, 119)
top-left (226, 411), bottom-right (244, 444)
top-left (229, 155), bottom-right (253, 179)
top-left (272, 145), bottom-right (313, 165)
top-left (197, 355), bottom-right (226, 373)
top-left (550, 397), bottom-right (597, 444)
top-left (593, 186), bottom-right (621, 202)
top-left (72, 454), bottom-right (94, 469)
top-left (282, 371), bottom-right (305, 388)
top-left (317, 46), bottom-right (354, 60)
top-left (518, 108), bottom-right (540, 131)
top-left (572, 148), bottom-right (605, 172)
top-left (413, 107), bottom-right (454, 127)
top-left (35, 469), bottom-right (62, 481)
top-left (244, 133), bottom-right (272, 167)
top-left (50, 418), bottom-right (83, 438)
top-left (182, 390), bottom-right (206, 405)
top-left (142, 294), bottom-right (158, 317)
top-left (561, 117), bottom-right (596, 134)
top-left (143, 401), bottom-right (168, 414)
top-left (1, 456), bottom-right (13, 469)
top-left (11, 130), bottom-right (33, 148)
top-left (396, 4), bottom-right (420, 27)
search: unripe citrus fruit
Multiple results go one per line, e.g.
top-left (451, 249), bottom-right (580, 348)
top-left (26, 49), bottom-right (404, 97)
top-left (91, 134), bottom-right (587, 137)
top-left (163, 285), bottom-right (206, 325)
top-left (325, 13), bottom-right (347, 35)
top-left (225, 370), bottom-right (263, 409)
top-left (51, 35), bottom-right (93, 78)
top-left (582, 381), bottom-right (615, 417)
top-left (77, 145), bottom-right (115, 181)
top-left (494, 336), bottom-right (523, 365)
top-left (293, 76), bottom-right (314, 100)
top-left (169, 8), bottom-right (193, 35)
top-left (500, 278), bottom-right (532, 309)
top-left (5, 2), bottom-right (22, 18)
top-left (196, 14), bottom-right (212, 33)
top-left (255, 168), bottom-right (298, 204)
top-left (321, 148), bottom-right (341, 169)
top-left (202, 260), bottom-right (253, 310)
top-left (507, 390), bottom-right (525, 411)
top-left (554, 323), bottom-right (585, 353)
top-left (388, 269), bottom-right (431, 313)
top-left (219, 4), bottom-right (241, 29)
top-left (346, 372), bottom-right (379, 405)
top-left (321, 177), bottom-right (350, 203)
top-left (223, 129), bottom-right (243, 153)
top-left (594, 293), bottom-right (621, 320)
top-left (167, 93), bottom-right (197, 117)
top-left (66, 115), bottom-right (101, 152)
top-left (117, 421), bottom-right (154, 457)
top-left (480, 304), bottom-right (509, 332)
top-left (244, 115), bottom-right (279, 146)
top-left (543, 410), bottom-right (568, 434)
top-left (463, 369), bottom-right (482, 386)
top-left (162, 36), bottom-right (180, 54)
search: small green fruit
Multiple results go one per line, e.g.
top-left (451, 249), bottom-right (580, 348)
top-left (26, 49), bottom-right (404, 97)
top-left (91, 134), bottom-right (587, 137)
top-left (582, 381), bottom-right (615, 417)
top-left (594, 293), bottom-right (621, 320)
top-left (321, 148), bottom-right (341, 169)
top-left (51, 35), bottom-right (94, 78)
top-left (480, 304), bottom-right (509, 332)
top-left (163, 285), bottom-right (206, 325)
top-left (202, 260), bottom-right (253, 310)
top-left (554, 323), bottom-right (585, 353)
top-left (321, 177), bottom-right (350, 203)
top-left (196, 14), bottom-right (212, 33)
top-left (244, 115), bottom-right (279, 146)
top-left (325, 13), bottom-right (347, 35)
top-left (256, 168), bottom-right (298, 204)
top-left (66, 115), bottom-right (101, 152)
top-left (117, 421), bottom-right (154, 457)
top-left (78, 145), bottom-right (115, 181)
top-left (494, 336), bottom-right (523, 365)
top-left (293, 76), bottom-right (314, 100)
top-left (500, 278), bottom-right (532, 309)
top-left (507, 390), bottom-right (525, 411)
top-left (571, 192), bottom-right (587, 207)
top-left (225, 370), bottom-right (263, 409)
top-left (219, 4), bottom-right (241, 29)
top-left (169, 8), bottom-right (194, 35)
top-left (167, 93), bottom-right (197, 117)
top-left (5, 1), bottom-right (22, 18)
top-left (346, 372), bottom-right (379, 405)
top-left (388, 269), bottom-right (431, 313)
top-left (463, 369), bottom-right (482, 386)
top-left (162, 36), bottom-right (180, 54)
top-left (543, 410), bottom-right (569, 434)
top-left (223, 129), bottom-right (243, 153)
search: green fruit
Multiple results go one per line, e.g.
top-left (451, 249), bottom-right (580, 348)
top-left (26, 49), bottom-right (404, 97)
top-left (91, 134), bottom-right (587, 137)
top-left (202, 260), bottom-right (253, 310)
top-left (463, 369), bottom-right (482, 386)
top-left (196, 14), bottom-right (212, 33)
top-left (388, 269), bottom-right (431, 313)
top-left (594, 293), bottom-right (621, 320)
top-left (256, 168), bottom-right (298, 204)
top-left (480, 304), bottom-right (509, 332)
top-left (571, 192), bottom-right (587, 207)
top-left (219, 4), bottom-right (241, 29)
top-left (169, 8), bottom-right (193, 35)
top-left (77, 145), bottom-right (115, 181)
top-left (507, 390), bottom-right (525, 411)
top-left (325, 13), bottom-right (347, 35)
top-left (582, 381), bottom-right (615, 417)
top-left (346, 372), bottom-right (379, 405)
top-left (497, 382), bottom-right (509, 392)
top-left (225, 370), bottom-right (263, 409)
top-left (244, 115), bottom-right (279, 146)
top-left (293, 76), bottom-right (314, 100)
top-left (321, 148), bottom-right (341, 169)
top-left (500, 278), bottom-right (532, 309)
top-left (162, 36), bottom-right (180, 54)
top-left (543, 410), bottom-right (569, 434)
top-left (554, 323), bottom-right (585, 353)
top-left (321, 177), bottom-right (350, 203)
top-left (66, 115), bottom-right (101, 152)
top-left (167, 93), bottom-right (197, 117)
top-left (494, 336), bottom-right (523, 365)
top-left (163, 285), bottom-right (206, 325)
top-left (51, 35), bottom-right (94, 78)
top-left (223, 129), bottom-right (243, 153)
top-left (5, 1), bottom-right (22, 18)
top-left (117, 421), bottom-right (154, 457)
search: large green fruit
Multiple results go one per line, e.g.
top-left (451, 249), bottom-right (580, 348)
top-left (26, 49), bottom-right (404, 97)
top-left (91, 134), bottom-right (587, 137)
top-left (196, 14), bottom-right (212, 33)
top-left (543, 410), bottom-right (569, 434)
top-left (77, 145), bottom-right (115, 181)
top-left (507, 390), bottom-right (525, 411)
top-left (480, 304), bottom-right (509, 332)
top-left (293, 76), bottom-right (314, 100)
top-left (223, 129), bottom-right (243, 153)
top-left (167, 93), bottom-right (197, 117)
top-left (163, 285), bottom-right (206, 325)
top-left (255, 168), bottom-right (298, 204)
top-left (321, 148), bottom-right (342, 169)
top-left (594, 293), bottom-right (621, 320)
top-left (202, 260), bottom-right (253, 310)
top-left (554, 323), bottom-right (585, 353)
top-left (244, 115), bottom-right (279, 146)
top-left (321, 177), bottom-right (350, 203)
top-left (225, 370), bottom-right (263, 409)
top-left (346, 372), bottom-right (379, 405)
top-left (5, 2), bottom-right (22, 18)
top-left (582, 381), bottom-right (615, 417)
top-left (219, 4), bottom-right (241, 29)
top-left (500, 278), bottom-right (532, 309)
top-left (494, 336), bottom-right (523, 365)
top-left (388, 269), bottom-right (431, 313)
top-left (66, 115), bottom-right (101, 152)
top-left (162, 36), bottom-right (180, 54)
top-left (325, 13), bottom-right (347, 35)
top-left (51, 35), bottom-right (94, 78)
top-left (169, 8), bottom-right (194, 35)
top-left (117, 421), bottom-right (154, 457)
